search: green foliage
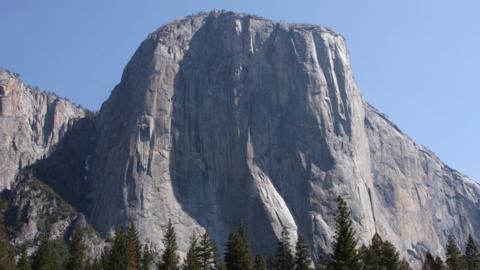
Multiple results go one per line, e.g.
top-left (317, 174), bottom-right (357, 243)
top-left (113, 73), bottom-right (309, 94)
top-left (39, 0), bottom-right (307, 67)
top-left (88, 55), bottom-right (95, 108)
top-left (100, 249), bottom-right (110, 270)
top-left (273, 227), bottom-right (295, 270)
top-left (446, 235), bottom-right (467, 270)
top-left (32, 231), bottom-right (58, 270)
top-left (67, 227), bottom-right (87, 270)
top-left (294, 237), bottom-right (313, 270)
top-left (330, 196), bottom-right (362, 270)
top-left (198, 232), bottom-right (217, 270)
top-left (224, 223), bottom-right (253, 270)
top-left (6, 194), bottom-right (480, 270)
top-left (216, 263), bottom-right (228, 270)
top-left (101, 223), bottom-right (143, 270)
top-left (0, 200), bottom-right (17, 270)
top-left (108, 226), bottom-right (130, 270)
top-left (18, 246), bottom-right (32, 270)
top-left (360, 233), bottom-right (410, 270)
top-left (422, 252), bottom-right (445, 270)
top-left (465, 235), bottom-right (480, 270)
top-left (128, 223), bottom-right (142, 270)
top-left (158, 220), bottom-right (180, 270)
top-left (363, 233), bottom-right (384, 268)
top-left (182, 233), bottom-right (201, 270)
top-left (26, 177), bottom-right (76, 216)
top-left (253, 255), bottom-right (268, 270)
top-left (85, 258), bottom-right (104, 270)
top-left (399, 258), bottom-right (412, 270)
top-left (53, 239), bottom-right (71, 269)
top-left (381, 239), bottom-right (402, 270)
top-left (141, 244), bottom-right (154, 270)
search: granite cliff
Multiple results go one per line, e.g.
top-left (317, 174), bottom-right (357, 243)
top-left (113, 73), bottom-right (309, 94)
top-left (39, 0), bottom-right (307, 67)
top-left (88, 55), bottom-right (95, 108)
top-left (87, 11), bottom-right (480, 266)
top-left (0, 69), bottom-right (100, 257)
top-left (0, 70), bottom-right (88, 189)
top-left (1, 11), bottom-right (479, 267)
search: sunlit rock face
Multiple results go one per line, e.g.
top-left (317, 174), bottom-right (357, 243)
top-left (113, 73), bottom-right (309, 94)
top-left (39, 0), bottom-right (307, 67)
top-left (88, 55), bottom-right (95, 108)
top-left (6, 173), bottom-right (104, 259)
top-left (85, 11), bottom-right (480, 267)
top-left (0, 70), bottom-right (87, 189)
top-left (2, 11), bottom-right (478, 268)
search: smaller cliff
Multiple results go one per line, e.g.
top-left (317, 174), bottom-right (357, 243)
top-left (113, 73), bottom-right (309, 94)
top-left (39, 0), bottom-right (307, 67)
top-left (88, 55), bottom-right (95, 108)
top-left (3, 172), bottom-right (104, 259)
top-left (0, 69), bottom-right (101, 259)
top-left (0, 69), bottom-right (89, 189)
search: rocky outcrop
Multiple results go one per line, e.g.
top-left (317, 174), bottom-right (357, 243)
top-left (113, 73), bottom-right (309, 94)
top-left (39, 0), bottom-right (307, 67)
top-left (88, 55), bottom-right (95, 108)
top-left (0, 69), bottom-right (88, 189)
top-left (364, 104), bottom-right (480, 261)
top-left (0, 70), bottom-right (98, 259)
top-left (85, 10), bottom-right (480, 267)
top-left (1, 11), bottom-right (478, 268)
top-left (5, 172), bottom-right (104, 259)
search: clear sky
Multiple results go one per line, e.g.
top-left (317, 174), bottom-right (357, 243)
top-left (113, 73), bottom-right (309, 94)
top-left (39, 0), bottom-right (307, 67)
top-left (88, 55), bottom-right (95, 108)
top-left (1, 0), bottom-right (479, 181)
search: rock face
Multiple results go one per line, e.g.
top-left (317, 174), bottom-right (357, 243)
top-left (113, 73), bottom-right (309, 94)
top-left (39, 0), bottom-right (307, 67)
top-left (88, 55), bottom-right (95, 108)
top-left (0, 69), bottom-right (88, 189)
top-left (0, 69), bottom-right (99, 258)
top-left (1, 11), bottom-right (479, 268)
top-left (5, 172), bottom-right (104, 258)
top-left (85, 10), bottom-right (480, 266)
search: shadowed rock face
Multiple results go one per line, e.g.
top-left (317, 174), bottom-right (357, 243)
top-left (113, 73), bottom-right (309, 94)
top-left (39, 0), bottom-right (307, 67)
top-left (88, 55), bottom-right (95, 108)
top-left (1, 11), bottom-right (477, 268)
top-left (0, 70), bottom-right (100, 257)
top-left (0, 70), bottom-right (87, 189)
top-left (85, 11), bottom-right (480, 266)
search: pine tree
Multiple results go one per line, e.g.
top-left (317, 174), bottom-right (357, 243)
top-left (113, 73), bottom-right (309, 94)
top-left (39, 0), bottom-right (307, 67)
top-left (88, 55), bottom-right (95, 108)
top-left (465, 234), bottom-right (480, 270)
top-left (183, 233), bottom-right (201, 270)
top-left (253, 255), bottom-right (268, 270)
top-left (446, 235), bottom-right (467, 270)
top-left (381, 241), bottom-right (404, 270)
top-left (236, 223), bottom-right (253, 269)
top-left (141, 244), bottom-right (154, 270)
top-left (362, 233), bottom-right (383, 268)
top-left (198, 231), bottom-right (216, 270)
top-left (423, 252), bottom-right (445, 270)
top-left (361, 233), bottom-right (408, 270)
top-left (0, 200), bottom-right (16, 270)
top-left (224, 223), bottom-right (253, 270)
top-left (436, 256), bottom-right (446, 270)
top-left (273, 227), bottom-right (295, 270)
top-left (217, 263), bottom-right (228, 270)
top-left (101, 249), bottom-right (110, 270)
top-left (108, 226), bottom-right (130, 270)
top-left (422, 252), bottom-right (445, 270)
top-left (100, 249), bottom-right (110, 270)
top-left (224, 232), bottom-right (240, 270)
top-left (67, 227), bottom-right (87, 270)
top-left (423, 253), bottom-right (435, 270)
top-left (128, 223), bottom-right (142, 270)
top-left (85, 258), bottom-right (104, 270)
top-left (33, 230), bottom-right (57, 270)
top-left (294, 237), bottom-right (313, 270)
top-left (18, 246), bottom-right (32, 270)
top-left (381, 239), bottom-right (402, 269)
top-left (158, 220), bottom-right (180, 270)
top-left (399, 258), bottom-right (413, 270)
top-left (330, 196), bottom-right (362, 270)
top-left (53, 238), bottom-right (70, 270)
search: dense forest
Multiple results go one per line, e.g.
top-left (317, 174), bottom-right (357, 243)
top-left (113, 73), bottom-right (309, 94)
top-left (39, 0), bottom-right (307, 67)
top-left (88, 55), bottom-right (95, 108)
top-left (1, 197), bottom-right (478, 270)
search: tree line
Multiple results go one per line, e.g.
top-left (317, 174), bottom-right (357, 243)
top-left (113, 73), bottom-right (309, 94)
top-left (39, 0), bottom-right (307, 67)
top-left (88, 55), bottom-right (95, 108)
top-left (1, 197), bottom-right (479, 269)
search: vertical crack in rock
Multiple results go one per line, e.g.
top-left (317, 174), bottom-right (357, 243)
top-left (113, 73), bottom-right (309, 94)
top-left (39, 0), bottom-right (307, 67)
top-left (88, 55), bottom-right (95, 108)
top-left (2, 11), bottom-right (480, 268)
top-left (84, 12), bottom-right (480, 267)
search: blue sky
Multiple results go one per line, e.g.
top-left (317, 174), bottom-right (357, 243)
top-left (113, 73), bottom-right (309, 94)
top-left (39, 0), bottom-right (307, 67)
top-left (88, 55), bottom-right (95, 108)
top-left (1, 0), bottom-right (479, 180)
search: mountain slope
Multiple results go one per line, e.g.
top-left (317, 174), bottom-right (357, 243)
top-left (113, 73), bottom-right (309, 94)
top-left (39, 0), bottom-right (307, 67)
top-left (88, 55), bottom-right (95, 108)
top-left (0, 69), bottom-right (101, 258)
top-left (0, 69), bottom-right (88, 189)
top-left (84, 10), bottom-right (480, 266)
top-left (364, 103), bottom-right (480, 260)
top-left (5, 172), bottom-right (104, 258)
